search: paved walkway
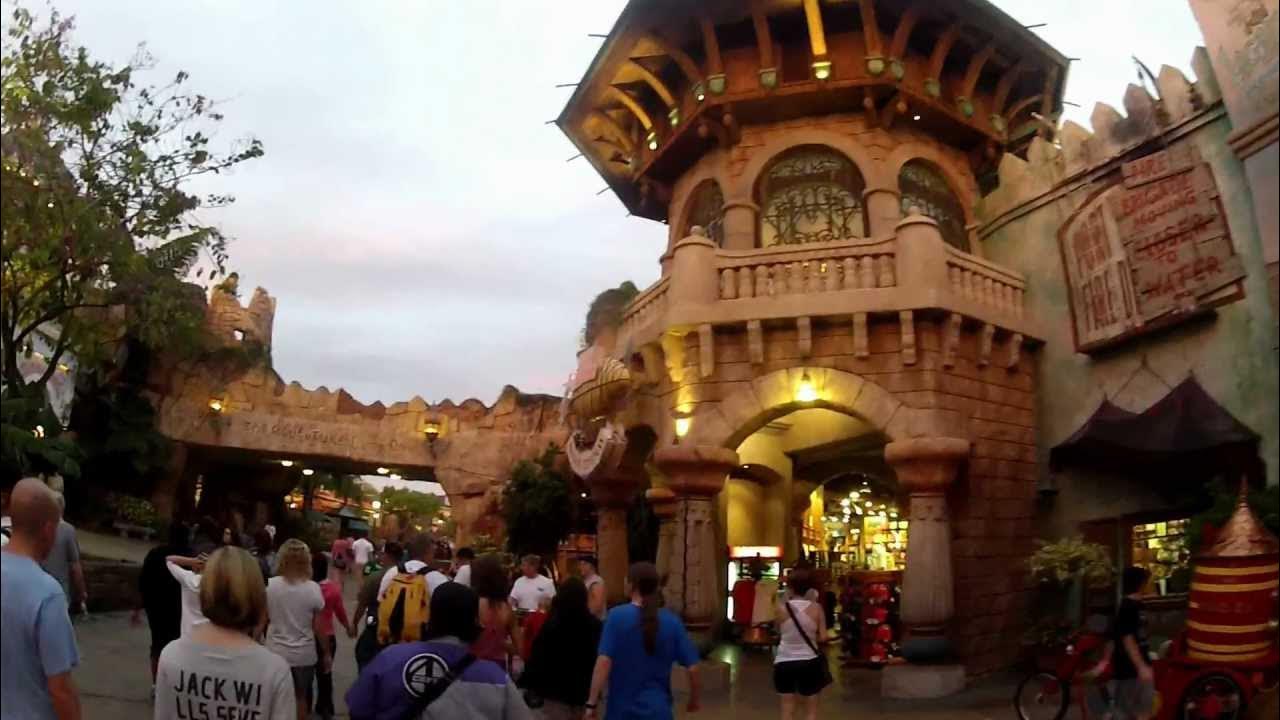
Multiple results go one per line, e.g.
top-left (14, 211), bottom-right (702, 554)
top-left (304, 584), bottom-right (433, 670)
top-left (72, 604), bottom-right (1017, 719)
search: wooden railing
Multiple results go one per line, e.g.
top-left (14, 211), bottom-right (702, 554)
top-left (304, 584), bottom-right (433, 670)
top-left (715, 238), bottom-right (897, 300)
top-left (944, 246), bottom-right (1026, 319)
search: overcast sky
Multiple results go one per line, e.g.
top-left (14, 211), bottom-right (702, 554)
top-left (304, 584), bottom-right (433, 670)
top-left (28, 1), bottom-right (1206, 406)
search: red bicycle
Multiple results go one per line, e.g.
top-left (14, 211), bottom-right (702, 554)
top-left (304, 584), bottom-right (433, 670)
top-left (1015, 627), bottom-right (1113, 720)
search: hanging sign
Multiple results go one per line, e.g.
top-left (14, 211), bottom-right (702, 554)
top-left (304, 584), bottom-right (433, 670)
top-left (1058, 145), bottom-right (1245, 352)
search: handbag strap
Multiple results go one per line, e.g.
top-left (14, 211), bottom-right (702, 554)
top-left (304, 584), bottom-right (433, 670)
top-left (784, 599), bottom-right (822, 657)
top-left (398, 652), bottom-right (477, 720)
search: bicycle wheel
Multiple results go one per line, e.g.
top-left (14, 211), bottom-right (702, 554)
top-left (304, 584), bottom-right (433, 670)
top-left (1015, 672), bottom-right (1068, 720)
top-left (1178, 672), bottom-right (1244, 720)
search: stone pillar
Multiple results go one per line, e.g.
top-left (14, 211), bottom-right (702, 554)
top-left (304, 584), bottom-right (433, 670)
top-left (863, 186), bottom-right (902, 236)
top-left (881, 437), bottom-right (970, 699)
top-left (151, 442), bottom-right (189, 522)
top-left (589, 472), bottom-right (644, 607)
top-left (787, 480), bottom-right (816, 565)
top-left (450, 480), bottom-right (488, 549)
top-left (653, 445), bottom-right (738, 638)
top-left (894, 212), bottom-right (950, 291)
top-left (885, 437), bottom-right (970, 659)
top-left (645, 486), bottom-right (679, 609)
top-left (720, 200), bottom-right (759, 250)
top-left (667, 228), bottom-right (721, 311)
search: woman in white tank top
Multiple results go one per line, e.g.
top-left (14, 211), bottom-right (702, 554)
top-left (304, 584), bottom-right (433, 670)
top-left (773, 567), bottom-right (829, 720)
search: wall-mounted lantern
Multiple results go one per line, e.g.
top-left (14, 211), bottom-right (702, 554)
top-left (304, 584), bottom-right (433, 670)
top-left (795, 371), bottom-right (818, 403)
top-left (423, 419), bottom-right (441, 446)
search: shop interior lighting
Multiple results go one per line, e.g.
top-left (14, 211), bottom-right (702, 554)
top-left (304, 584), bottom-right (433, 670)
top-left (302, 468), bottom-right (315, 476)
top-left (376, 467), bottom-right (389, 474)
top-left (280, 460), bottom-right (294, 467)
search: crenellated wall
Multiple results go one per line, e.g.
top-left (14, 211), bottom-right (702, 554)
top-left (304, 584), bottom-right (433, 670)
top-left (976, 44), bottom-right (1280, 533)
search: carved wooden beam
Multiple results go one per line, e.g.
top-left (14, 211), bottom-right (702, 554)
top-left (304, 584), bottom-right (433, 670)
top-left (858, 0), bottom-right (884, 58)
top-left (589, 110), bottom-right (636, 153)
top-left (925, 24), bottom-right (961, 98)
top-left (747, 320), bottom-right (764, 365)
top-left (628, 60), bottom-right (676, 109)
top-left (606, 86), bottom-right (654, 131)
top-left (699, 16), bottom-right (724, 77)
top-left (900, 311), bottom-right (917, 365)
top-left (1004, 93), bottom-right (1042, 126)
top-left (959, 44), bottom-right (995, 101)
top-left (862, 91), bottom-right (879, 128)
top-left (880, 92), bottom-right (907, 128)
top-left (991, 60), bottom-right (1026, 117)
top-left (942, 313), bottom-right (962, 369)
top-left (750, 1), bottom-right (775, 70)
top-left (888, 3), bottom-right (922, 59)
top-left (802, 0), bottom-right (829, 68)
top-left (644, 33), bottom-right (702, 88)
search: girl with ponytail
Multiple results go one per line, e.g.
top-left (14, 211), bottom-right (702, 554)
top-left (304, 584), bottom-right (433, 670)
top-left (583, 562), bottom-right (702, 720)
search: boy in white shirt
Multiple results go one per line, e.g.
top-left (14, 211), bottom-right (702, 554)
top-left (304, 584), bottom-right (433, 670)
top-left (509, 554), bottom-right (555, 613)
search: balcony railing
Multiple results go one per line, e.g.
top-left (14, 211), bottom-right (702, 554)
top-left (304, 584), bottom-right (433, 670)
top-left (617, 216), bottom-right (1035, 350)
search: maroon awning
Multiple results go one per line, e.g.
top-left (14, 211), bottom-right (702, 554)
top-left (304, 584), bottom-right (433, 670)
top-left (1050, 378), bottom-right (1260, 473)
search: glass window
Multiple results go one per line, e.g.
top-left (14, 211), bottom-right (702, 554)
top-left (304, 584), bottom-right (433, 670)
top-left (1130, 518), bottom-right (1191, 596)
top-left (758, 146), bottom-right (866, 247)
top-left (684, 180), bottom-right (725, 246)
top-left (898, 160), bottom-right (970, 252)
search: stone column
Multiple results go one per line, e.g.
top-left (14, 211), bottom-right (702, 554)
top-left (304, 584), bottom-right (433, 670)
top-left (894, 212), bottom-right (950, 291)
top-left (720, 200), bottom-right (759, 250)
top-left (589, 471), bottom-right (644, 607)
top-left (787, 480), bottom-right (816, 565)
top-left (653, 445), bottom-right (738, 637)
top-left (863, 186), bottom-right (902, 236)
top-left (645, 486), bottom-right (679, 609)
top-left (449, 480), bottom-right (489, 549)
top-left (667, 228), bottom-right (721, 311)
top-left (884, 437), bottom-right (970, 661)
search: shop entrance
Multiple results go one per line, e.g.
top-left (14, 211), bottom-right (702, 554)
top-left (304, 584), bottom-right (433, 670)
top-left (721, 406), bottom-right (908, 666)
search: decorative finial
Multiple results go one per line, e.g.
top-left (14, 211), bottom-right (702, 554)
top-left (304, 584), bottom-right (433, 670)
top-left (690, 225), bottom-right (706, 237)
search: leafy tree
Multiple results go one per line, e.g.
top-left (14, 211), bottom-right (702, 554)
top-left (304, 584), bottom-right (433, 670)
top-left (378, 486), bottom-right (444, 531)
top-left (580, 281), bottom-right (638, 348)
top-left (1187, 479), bottom-right (1280, 552)
top-left (1, 6), bottom-right (263, 406)
top-left (502, 445), bottom-right (572, 558)
top-left (294, 471), bottom-right (360, 516)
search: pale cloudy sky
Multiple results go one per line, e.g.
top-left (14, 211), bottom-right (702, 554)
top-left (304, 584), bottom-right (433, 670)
top-left (33, 0), bottom-right (1206, 406)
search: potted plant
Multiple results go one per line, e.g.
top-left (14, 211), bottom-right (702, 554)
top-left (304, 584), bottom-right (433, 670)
top-left (1023, 537), bottom-right (1114, 669)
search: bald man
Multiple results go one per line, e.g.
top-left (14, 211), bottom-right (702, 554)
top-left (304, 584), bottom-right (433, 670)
top-left (1, 478), bottom-right (82, 720)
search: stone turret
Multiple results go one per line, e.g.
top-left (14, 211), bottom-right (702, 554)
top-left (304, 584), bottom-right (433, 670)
top-left (206, 274), bottom-right (276, 348)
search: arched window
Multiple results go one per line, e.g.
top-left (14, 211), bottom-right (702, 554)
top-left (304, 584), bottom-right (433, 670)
top-left (898, 160), bottom-right (970, 252)
top-left (757, 145), bottom-right (866, 247)
top-left (684, 180), bottom-right (725, 246)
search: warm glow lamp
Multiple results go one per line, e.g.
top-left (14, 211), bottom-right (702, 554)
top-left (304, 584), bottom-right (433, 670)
top-left (795, 371), bottom-right (818, 403)
top-left (811, 60), bottom-right (832, 80)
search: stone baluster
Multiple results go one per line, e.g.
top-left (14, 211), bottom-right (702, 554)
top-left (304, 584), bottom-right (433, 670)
top-left (805, 262), bottom-right (821, 294)
top-left (983, 277), bottom-right (995, 307)
top-left (720, 269), bottom-right (736, 300)
top-left (859, 257), bottom-right (876, 288)
top-left (949, 266), bottom-right (962, 295)
top-left (1014, 288), bottom-right (1024, 318)
top-left (653, 445), bottom-right (738, 640)
top-left (877, 254), bottom-right (896, 287)
top-left (822, 262), bottom-right (839, 292)
top-left (788, 262), bottom-right (804, 294)
top-left (738, 267), bottom-right (754, 298)
top-left (964, 270), bottom-right (976, 300)
top-left (842, 258), bottom-right (857, 289)
top-left (756, 265), bottom-right (772, 297)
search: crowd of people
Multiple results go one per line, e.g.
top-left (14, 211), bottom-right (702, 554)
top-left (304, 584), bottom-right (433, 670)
top-left (0, 477), bottom-right (715, 720)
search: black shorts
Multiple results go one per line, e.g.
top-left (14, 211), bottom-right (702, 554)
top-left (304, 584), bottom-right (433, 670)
top-left (148, 619), bottom-right (180, 659)
top-left (773, 657), bottom-right (829, 696)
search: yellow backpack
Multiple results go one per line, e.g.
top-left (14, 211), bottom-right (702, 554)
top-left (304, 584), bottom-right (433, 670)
top-left (377, 565), bottom-right (431, 646)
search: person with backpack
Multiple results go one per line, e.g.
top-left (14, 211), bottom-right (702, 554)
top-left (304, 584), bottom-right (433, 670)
top-left (346, 582), bottom-right (533, 720)
top-left (351, 541), bottom-right (401, 672)
top-left (376, 534), bottom-right (449, 649)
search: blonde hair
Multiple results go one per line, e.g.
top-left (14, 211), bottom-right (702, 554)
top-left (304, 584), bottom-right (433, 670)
top-left (199, 547), bottom-right (266, 631)
top-left (276, 538), bottom-right (312, 581)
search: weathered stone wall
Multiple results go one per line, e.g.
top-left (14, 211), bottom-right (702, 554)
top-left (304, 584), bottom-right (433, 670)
top-left (976, 47), bottom-right (1280, 530)
top-left (636, 314), bottom-right (1038, 674)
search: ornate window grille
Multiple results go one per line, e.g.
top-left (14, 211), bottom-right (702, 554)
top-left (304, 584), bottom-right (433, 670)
top-left (685, 180), bottom-right (725, 245)
top-left (899, 160), bottom-right (970, 252)
top-left (758, 146), bottom-right (866, 247)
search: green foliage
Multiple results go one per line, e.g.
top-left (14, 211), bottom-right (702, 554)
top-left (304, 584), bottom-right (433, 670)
top-left (378, 486), bottom-right (443, 527)
top-left (106, 492), bottom-right (159, 529)
top-left (502, 444), bottom-right (572, 558)
top-left (470, 533), bottom-right (504, 558)
top-left (581, 281), bottom-right (639, 348)
top-left (1, 5), bottom-right (264, 399)
top-left (1028, 537), bottom-right (1114, 587)
top-left (294, 471), bottom-right (361, 514)
top-left (0, 383), bottom-right (80, 481)
top-left (1187, 480), bottom-right (1280, 552)
top-left (75, 382), bottom-right (170, 478)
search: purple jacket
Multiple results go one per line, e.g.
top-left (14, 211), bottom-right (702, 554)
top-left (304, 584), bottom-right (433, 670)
top-left (345, 636), bottom-right (531, 720)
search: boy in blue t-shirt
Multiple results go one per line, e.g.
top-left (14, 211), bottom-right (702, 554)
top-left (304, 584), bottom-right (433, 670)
top-left (584, 562), bottom-right (701, 720)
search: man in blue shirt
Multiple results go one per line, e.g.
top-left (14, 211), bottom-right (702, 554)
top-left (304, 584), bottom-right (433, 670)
top-left (585, 562), bottom-right (702, 720)
top-left (1, 478), bottom-right (82, 720)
